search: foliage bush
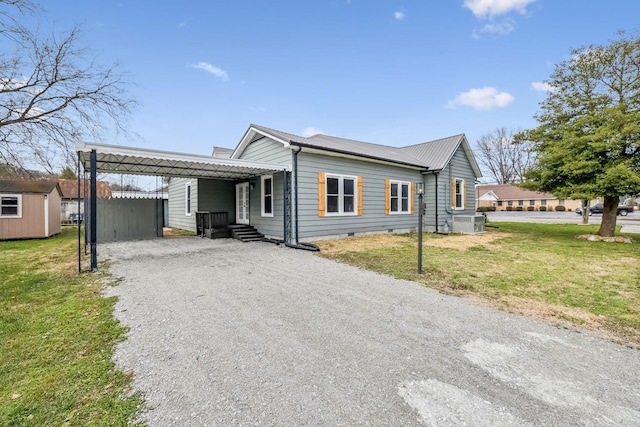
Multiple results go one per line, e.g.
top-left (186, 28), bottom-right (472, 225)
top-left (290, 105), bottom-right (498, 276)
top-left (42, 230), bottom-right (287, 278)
top-left (516, 206), bottom-right (523, 211)
top-left (506, 206), bottom-right (513, 211)
top-left (539, 206), bottom-right (547, 211)
top-left (477, 206), bottom-right (496, 212)
top-left (555, 205), bottom-right (566, 211)
top-left (527, 206), bottom-right (535, 211)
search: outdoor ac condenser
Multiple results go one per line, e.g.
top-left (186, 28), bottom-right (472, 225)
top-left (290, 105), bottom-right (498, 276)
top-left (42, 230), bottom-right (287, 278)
top-left (452, 215), bottom-right (485, 234)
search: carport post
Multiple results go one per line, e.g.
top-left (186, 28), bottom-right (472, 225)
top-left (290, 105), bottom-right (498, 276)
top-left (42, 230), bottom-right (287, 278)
top-left (90, 149), bottom-right (97, 271)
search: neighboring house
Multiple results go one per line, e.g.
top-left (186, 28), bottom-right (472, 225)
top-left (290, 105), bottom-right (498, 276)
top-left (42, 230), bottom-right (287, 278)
top-left (58, 179), bottom-right (112, 223)
top-left (0, 180), bottom-right (62, 240)
top-left (475, 184), bottom-right (583, 211)
top-left (168, 124), bottom-right (482, 239)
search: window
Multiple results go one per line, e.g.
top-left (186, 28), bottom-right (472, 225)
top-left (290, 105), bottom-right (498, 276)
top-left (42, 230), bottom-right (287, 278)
top-left (261, 175), bottom-right (273, 217)
top-left (0, 195), bottom-right (21, 217)
top-left (497, 200), bottom-right (503, 206)
top-left (387, 180), bottom-right (412, 214)
top-left (318, 173), bottom-right (361, 216)
top-left (507, 200), bottom-right (513, 206)
top-left (559, 199), bottom-right (565, 205)
top-left (541, 199), bottom-right (547, 206)
top-left (518, 200), bottom-right (523, 206)
top-left (451, 178), bottom-right (465, 210)
top-left (185, 182), bottom-right (192, 216)
top-left (529, 200), bottom-right (535, 206)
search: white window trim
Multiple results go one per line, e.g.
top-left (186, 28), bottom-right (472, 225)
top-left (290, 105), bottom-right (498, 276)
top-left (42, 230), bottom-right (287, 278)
top-left (261, 175), bottom-right (274, 217)
top-left (454, 178), bottom-right (465, 211)
top-left (185, 182), bottom-right (192, 216)
top-left (389, 180), bottom-right (411, 214)
top-left (0, 194), bottom-right (22, 218)
top-left (325, 174), bottom-right (358, 216)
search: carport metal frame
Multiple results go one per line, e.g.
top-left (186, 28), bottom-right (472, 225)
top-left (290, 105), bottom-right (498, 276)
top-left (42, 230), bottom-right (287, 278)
top-left (76, 141), bottom-right (289, 272)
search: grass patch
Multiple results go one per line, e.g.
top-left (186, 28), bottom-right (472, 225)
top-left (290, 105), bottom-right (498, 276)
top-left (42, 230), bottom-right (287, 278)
top-left (0, 228), bottom-right (143, 425)
top-left (315, 222), bottom-right (640, 347)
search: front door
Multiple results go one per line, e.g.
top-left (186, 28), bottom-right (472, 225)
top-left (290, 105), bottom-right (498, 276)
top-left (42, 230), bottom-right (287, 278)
top-left (236, 182), bottom-right (250, 225)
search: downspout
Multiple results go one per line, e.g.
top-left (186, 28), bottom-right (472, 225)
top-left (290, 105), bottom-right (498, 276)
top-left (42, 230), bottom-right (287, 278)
top-left (434, 171), bottom-right (439, 233)
top-left (284, 145), bottom-right (319, 251)
top-left (293, 146), bottom-right (300, 243)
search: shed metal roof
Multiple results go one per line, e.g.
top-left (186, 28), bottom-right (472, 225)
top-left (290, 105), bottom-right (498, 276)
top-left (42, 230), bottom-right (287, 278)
top-left (0, 179), bottom-right (61, 195)
top-left (76, 141), bottom-right (288, 179)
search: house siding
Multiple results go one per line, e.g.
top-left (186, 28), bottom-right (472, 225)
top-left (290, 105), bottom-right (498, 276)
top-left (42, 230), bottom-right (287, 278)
top-left (197, 179), bottom-right (237, 224)
top-left (168, 177), bottom-right (197, 232)
top-left (237, 137), bottom-right (290, 238)
top-left (424, 145), bottom-right (477, 232)
top-left (248, 172), bottom-right (286, 239)
top-left (296, 151), bottom-right (423, 239)
top-left (237, 137), bottom-right (291, 166)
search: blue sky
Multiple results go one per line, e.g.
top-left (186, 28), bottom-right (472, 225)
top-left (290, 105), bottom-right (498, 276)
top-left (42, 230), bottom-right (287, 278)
top-left (29, 0), bottom-right (640, 180)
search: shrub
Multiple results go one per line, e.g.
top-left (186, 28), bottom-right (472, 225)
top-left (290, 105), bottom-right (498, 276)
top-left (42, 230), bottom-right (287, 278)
top-left (539, 206), bottom-right (547, 212)
top-left (516, 206), bottom-right (523, 211)
top-left (527, 206), bottom-right (535, 211)
top-left (477, 206), bottom-right (497, 212)
top-left (506, 206), bottom-right (513, 211)
top-left (555, 205), bottom-right (566, 211)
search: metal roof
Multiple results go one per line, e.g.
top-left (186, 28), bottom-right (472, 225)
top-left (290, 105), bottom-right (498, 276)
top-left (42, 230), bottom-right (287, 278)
top-left (241, 124), bottom-right (428, 168)
top-left (76, 141), bottom-right (288, 180)
top-left (401, 134), bottom-right (482, 177)
top-left (0, 179), bottom-right (61, 195)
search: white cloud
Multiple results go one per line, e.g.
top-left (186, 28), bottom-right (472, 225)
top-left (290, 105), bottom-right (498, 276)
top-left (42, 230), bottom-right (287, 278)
top-left (480, 20), bottom-right (515, 35)
top-left (463, 0), bottom-right (536, 19)
top-left (394, 10), bottom-right (406, 20)
top-left (301, 127), bottom-right (326, 137)
top-left (531, 81), bottom-right (556, 92)
top-left (191, 62), bottom-right (229, 81)
top-left (447, 86), bottom-right (514, 111)
top-left (177, 22), bottom-right (187, 29)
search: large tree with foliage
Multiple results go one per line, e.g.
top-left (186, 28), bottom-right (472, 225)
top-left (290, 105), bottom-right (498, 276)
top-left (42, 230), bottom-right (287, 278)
top-left (0, 0), bottom-right (135, 173)
top-left (518, 31), bottom-right (640, 237)
top-left (475, 126), bottom-right (535, 184)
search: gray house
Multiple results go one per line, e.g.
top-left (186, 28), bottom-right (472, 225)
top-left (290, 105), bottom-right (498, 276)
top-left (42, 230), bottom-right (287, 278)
top-left (168, 124), bottom-right (482, 241)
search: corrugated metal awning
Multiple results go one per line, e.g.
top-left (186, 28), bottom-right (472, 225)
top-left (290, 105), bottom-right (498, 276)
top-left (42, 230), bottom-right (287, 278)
top-left (76, 141), bottom-right (288, 179)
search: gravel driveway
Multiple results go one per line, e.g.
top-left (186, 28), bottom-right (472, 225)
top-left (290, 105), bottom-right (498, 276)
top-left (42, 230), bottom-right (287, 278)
top-left (101, 238), bottom-right (640, 426)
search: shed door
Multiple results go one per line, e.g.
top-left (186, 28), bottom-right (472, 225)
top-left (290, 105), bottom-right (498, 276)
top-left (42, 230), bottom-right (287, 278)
top-left (236, 182), bottom-right (249, 225)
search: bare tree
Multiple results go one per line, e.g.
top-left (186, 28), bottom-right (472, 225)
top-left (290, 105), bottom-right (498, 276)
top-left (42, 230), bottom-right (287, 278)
top-left (475, 127), bottom-right (535, 184)
top-left (0, 0), bottom-right (136, 173)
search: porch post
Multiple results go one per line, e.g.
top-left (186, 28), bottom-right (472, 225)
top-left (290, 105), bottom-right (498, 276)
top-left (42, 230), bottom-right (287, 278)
top-left (90, 149), bottom-right (97, 271)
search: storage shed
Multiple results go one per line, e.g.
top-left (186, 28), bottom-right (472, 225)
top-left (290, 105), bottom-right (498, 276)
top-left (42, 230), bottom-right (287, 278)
top-left (0, 180), bottom-right (62, 240)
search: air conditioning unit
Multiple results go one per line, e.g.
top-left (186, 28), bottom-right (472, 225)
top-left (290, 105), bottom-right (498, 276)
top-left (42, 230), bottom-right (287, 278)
top-left (452, 215), bottom-right (485, 234)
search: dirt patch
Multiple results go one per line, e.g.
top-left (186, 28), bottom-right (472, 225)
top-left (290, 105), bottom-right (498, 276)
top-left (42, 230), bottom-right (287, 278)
top-left (316, 234), bottom-right (413, 256)
top-left (422, 232), bottom-right (507, 250)
top-left (479, 295), bottom-right (638, 349)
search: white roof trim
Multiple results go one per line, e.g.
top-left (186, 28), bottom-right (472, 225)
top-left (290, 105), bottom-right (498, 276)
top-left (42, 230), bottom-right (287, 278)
top-left (76, 141), bottom-right (288, 180)
top-left (232, 126), bottom-right (291, 159)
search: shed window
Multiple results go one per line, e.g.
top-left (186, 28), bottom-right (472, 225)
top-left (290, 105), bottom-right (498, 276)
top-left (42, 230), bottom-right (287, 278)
top-left (0, 194), bottom-right (21, 218)
top-left (261, 175), bottom-right (273, 217)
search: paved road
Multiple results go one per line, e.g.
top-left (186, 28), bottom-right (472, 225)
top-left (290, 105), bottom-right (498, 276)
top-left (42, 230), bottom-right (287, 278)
top-left (486, 211), bottom-right (640, 233)
top-left (102, 238), bottom-right (640, 426)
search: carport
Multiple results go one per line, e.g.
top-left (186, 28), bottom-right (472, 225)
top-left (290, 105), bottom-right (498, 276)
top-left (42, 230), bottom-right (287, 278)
top-left (75, 141), bottom-right (288, 272)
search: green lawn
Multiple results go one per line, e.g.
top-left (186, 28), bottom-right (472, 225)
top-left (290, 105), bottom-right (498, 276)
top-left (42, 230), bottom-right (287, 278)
top-left (316, 222), bottom-right (640, 347)
top-left (0, 228), bottom-right (142, 426)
